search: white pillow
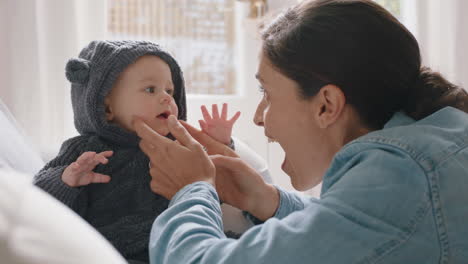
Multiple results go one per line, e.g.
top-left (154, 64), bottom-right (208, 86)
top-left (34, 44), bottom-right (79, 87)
top-left (0, 168), bottom-right (127, 264)
top-left (220, 137), bottom-right (272, 234)
top-left (0, 100), bottom-right (44, 175)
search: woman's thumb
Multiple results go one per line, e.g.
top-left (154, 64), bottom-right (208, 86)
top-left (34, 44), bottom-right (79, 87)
top-left (210, 155), bottom-right (241, 169)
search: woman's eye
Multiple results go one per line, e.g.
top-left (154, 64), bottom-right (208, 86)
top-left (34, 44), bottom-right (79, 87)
top-left (145, 86), bottom-right (155, 93)
top-left (258, 85), bottom-right (265, 93)
top-left (258, 85), bottom-right (268, 99)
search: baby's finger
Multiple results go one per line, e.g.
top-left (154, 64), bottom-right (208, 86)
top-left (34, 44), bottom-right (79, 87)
top-left (100, 150), bottom-right (113, 158)
top-left (96, 155), bottom-right (109, 165)
top-left (229, 111), bottom-right (241, 124)
top-left (221, 103), bottom-right (228, 120)
top-left (76, 152), bottom-right (97, 170)
top-left (70, 161), bottom-right (91, 175)
top-left (201, 105), bottom-right (212, 122)
top-left (76, 152), bottom-right (96, 164)
top-left (212, 104), bottom-right (220, 119)
top-left (69, 161), bottom-right (81, 171)
top-left (90, 173), bottom-right (111, 184)
top-left (198, 120), bottom-right (208, 131)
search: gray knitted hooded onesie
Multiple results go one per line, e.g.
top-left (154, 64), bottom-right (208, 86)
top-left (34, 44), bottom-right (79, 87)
top-left (33, 40), bottom-right (187, 264)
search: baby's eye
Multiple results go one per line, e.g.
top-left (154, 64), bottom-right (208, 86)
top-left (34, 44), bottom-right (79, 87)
top-left (166, 89), bottom-right (174, 96)
top-left (145, 86), bottom-right (155, 93)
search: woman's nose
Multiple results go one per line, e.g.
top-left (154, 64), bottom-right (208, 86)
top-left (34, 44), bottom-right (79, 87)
top-left (253, 100), bottom-right (265, 127)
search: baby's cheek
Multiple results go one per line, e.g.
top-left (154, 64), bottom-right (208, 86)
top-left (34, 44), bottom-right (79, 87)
top-left (171, 102), bottom-right (179, 118)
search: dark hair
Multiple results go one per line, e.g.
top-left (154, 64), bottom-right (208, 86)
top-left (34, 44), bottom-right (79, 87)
top-left (261, 0), bottom-right (468, 129)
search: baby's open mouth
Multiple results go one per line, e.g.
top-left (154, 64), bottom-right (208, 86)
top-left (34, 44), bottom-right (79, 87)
top-left (157, 111), bottom-right (171, 119)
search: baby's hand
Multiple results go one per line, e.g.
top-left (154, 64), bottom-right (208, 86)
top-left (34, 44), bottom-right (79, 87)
top-left (62, 151), bottom-right (113, 187)
top-left (199, 103), bottom-right (241, 145)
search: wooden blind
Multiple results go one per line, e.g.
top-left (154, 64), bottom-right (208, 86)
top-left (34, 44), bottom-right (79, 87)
top-left (108, 0), bottom-right (236, 95)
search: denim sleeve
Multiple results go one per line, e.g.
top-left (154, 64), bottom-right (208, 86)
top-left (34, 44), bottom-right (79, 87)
top-left (273, 185), bottom-right (315, 219)
top-left (244, 185), bottom-right (315, 224)
top-left (149, 147), bottom-right (430, 264)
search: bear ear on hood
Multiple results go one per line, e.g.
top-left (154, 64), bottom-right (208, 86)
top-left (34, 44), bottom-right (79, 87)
top-left (65, 58), bottom-right (91, 85)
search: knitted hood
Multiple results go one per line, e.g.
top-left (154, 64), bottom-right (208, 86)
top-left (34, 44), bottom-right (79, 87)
top-left (65, 40), bottom-right (186, 147)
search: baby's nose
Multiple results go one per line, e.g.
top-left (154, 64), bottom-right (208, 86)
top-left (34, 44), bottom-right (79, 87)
top-left (160, 94), bottom-right (171, 104)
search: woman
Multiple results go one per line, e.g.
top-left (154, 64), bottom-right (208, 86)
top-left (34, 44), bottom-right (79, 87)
top-left (135, 0), bottom-right (468, 263)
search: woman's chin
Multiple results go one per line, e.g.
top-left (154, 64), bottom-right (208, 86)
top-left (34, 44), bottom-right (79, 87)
top-left (281, 156), bottom-right (294, 177)
top-left (283, 156), bottom-right (321, 191)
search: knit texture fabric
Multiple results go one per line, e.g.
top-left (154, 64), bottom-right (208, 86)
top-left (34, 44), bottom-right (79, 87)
top-left (34, 136), bottom-right (168, 263)
top-left (67, 40), bottom-right (186, 147)
top-left (34, 40), bottom-right (187, 263)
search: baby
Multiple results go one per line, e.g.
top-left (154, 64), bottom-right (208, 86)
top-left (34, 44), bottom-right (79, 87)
top-left (33, 40), bottom-right (240, 264)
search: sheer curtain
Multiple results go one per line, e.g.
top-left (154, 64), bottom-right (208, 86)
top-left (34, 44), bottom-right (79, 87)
top-left (0, 0), bottom-right (466, 186)
top-left (0, 0), bottom-right (107, 160)
top-left (410, 0), bottom-right (468, 89)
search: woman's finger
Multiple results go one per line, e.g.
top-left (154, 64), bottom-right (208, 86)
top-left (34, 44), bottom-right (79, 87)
top-left (134, 116), bottom-right (173, 148)
top-left (210, 154), bottom-right (242, 168)
top-left (139, 140), bottom-right (166, 164)
top-left (167, 115), bottom-right (199, 150)
top-left (201, 105), bottom-right (212, 122)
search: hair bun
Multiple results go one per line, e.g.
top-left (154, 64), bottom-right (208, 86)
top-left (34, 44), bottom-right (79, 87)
top-left (65, 58), bottom-right (91, 85)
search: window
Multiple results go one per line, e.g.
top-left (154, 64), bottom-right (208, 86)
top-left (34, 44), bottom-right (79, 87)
top-left (374, 0), bottom-right (401, 20)
top-left (107, 0), bottom-right (236, 95)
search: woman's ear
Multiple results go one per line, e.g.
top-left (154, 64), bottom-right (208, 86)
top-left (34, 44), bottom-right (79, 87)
top-left (314, 84), bottom-right (346, 128)
top-left (104, 97), bottom-right (114, 121)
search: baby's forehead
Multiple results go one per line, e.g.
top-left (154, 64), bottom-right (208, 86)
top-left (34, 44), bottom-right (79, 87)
top-left (124, 57), bottom-right (173, 79)
top-left (137, 75), bottom-right (174, 85)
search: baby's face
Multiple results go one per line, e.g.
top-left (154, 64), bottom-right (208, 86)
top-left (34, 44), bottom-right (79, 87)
top-left (105, 55), bottom-right (178, 136)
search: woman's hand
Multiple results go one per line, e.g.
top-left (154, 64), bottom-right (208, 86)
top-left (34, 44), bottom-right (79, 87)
top-left (134, 115), bottom-right (215, 200)
top-left (211, 155), bottom-right (280, 221)
top-left (180, 121), bottom-right (279, 221)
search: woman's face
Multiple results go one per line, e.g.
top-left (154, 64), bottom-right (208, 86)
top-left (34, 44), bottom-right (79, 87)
top-left (253, 53), bottom-right (343, 191)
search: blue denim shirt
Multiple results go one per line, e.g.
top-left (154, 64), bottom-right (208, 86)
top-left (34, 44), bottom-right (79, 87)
top-left (149, 107), bottom-right (468, 264)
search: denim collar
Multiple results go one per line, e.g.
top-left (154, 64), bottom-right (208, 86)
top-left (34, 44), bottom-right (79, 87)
top-left (383, 111), bottom-right (415, 129)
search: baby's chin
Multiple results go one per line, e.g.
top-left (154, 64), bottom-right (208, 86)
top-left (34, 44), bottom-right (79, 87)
top-left (124, 118), bottom-right (170, 137)
top-left (148, 123), bottom-right (170, 137)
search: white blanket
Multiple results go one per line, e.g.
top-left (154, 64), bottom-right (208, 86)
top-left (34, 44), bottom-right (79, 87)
top-left (0, 99), bottom-right (272, 263)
